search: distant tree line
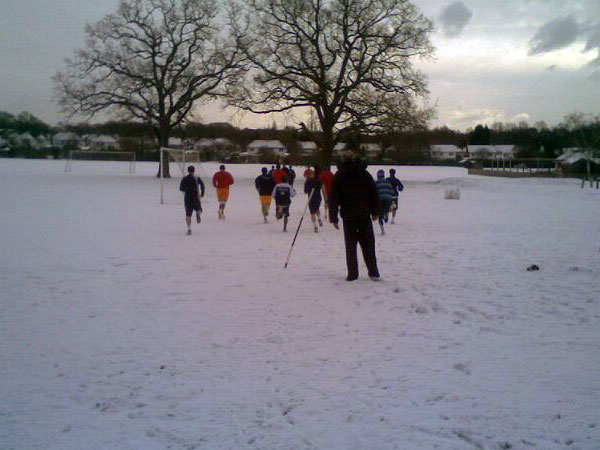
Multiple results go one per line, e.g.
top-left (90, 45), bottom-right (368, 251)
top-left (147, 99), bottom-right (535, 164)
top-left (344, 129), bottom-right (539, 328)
top-left (0, 111), bottom-right (51, 138)
top-left (2, 109), bottom-right (599, 166)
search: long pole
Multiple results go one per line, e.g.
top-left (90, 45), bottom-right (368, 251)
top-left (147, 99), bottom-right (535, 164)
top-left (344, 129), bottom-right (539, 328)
top-left (284, 186), bottom-right (317, 269)
top-left (160, 147), bottom-right (164, 204)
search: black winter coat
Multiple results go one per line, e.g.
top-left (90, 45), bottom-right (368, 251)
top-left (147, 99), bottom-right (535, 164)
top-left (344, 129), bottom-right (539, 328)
top-left (328, 160), bottom-right (381, 223)
top-left (179, 174), bottom-right (204, 204)
top-left (255, 174), bottom-right (276, 196)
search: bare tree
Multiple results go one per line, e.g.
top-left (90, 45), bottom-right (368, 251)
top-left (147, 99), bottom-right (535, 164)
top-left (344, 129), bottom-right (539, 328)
top-left (229, 0), bottom-right (434, 165)
top-left (54, 0), bottom-right (244, 177)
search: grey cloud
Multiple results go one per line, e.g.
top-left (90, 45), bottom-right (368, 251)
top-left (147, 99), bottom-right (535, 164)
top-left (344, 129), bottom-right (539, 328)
top-left (528, 16), bottom-right (580, 55)
top-left (439, 1), bottom-right (473, 38)
top-left (583, 23), bottom-right (600, 53)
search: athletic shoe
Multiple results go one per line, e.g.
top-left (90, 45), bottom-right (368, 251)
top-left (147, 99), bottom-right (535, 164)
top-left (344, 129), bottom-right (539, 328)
top-left (187, 229), bottom-right (192, 235)
top-left (369, 275), bottom-right (381, 281)
top-left (346, 275), bottom-right (358, 281)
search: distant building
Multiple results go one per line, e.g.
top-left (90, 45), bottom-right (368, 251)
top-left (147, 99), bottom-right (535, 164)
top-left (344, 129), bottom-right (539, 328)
top-left (333, 142), bottom-right (347, 155)
top-left (86, 135), bottom-right (119, 150)
top-left (192, 138), bottom-right (234, 152)
top-left (297, 141), bottom-right (318, 157)
top-left (556, 147), bottom-right (600, 175)
top-left (360, 143), bottom-right (381, 159)
top-left (168, 137), bottom-right (184, 148)
top-left (429, 144), bottom-right (464, 161)
top-left (467, 144), bottom-right (516, 160)
top-left (244, 140), bottom-right (288, 160)
top-left (53, 132), bottom-right (83, 148)
top-left (14, 132), bottom-right (37, 148)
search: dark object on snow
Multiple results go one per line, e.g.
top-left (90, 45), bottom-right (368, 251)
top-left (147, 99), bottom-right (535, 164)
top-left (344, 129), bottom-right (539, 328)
top-left (527, 264), bottom-right (540, 271)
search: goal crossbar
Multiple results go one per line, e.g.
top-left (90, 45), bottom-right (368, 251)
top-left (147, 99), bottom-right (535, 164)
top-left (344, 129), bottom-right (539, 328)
top-left (64, 150), bottom-right (136, 174)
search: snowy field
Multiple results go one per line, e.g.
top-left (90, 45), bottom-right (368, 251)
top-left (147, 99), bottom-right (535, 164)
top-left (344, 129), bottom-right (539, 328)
top-left (1, 158), bottom-right (599, 450)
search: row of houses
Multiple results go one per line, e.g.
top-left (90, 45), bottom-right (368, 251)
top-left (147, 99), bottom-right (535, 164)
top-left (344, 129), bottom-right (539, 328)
top-left (0, 131), bottom-right (387, 159)
top-left (0, 132), bottom-right (120, 151)
top-left (238, 140), bottom-right (381, 160)
top-left (2, 129), bottom-right (517, 160)
top-left (8, 132), bottom-right (595, 167)
top-left (429, 144), bottom-right (517, 161)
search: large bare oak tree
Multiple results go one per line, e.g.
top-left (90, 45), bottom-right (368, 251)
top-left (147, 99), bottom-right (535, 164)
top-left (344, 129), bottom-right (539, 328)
top-left (229, 0), bottom-right (435, 165)
top-left (54, 0), bottom-right (243, 177)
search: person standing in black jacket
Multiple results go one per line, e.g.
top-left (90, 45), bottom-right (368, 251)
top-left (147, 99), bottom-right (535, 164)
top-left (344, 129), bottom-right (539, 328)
top-left (179, 165), bottom-right (205, 235)
top-left (255, 167), bottom-right (276, 223)
top-left (328, 153), bottom-right (381, 281)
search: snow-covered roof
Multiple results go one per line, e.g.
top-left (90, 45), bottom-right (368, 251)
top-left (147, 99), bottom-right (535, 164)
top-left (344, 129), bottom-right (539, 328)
top-left (88, 135), bottom-right (117, 144)
top-left (360, 143), bottom-right (381, 153)
top-left (556, 151), bottom-right (600, 164)
top-left (468, 144), bottom-right (515, 155)
top-left (247, 140), bottom-right (286, 150)
top-left (194, 138), bottom-right (233, 148)
top-left (194, 138), bottom-right (215, 148)
top-left (54, 132), bottom-right (81, 140)
top-left (333, 143), bottom-right (347, 152)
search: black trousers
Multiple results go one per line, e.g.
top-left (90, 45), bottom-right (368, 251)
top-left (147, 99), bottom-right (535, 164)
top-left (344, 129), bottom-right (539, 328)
top-left (342, 217), bottom-right (380, 279)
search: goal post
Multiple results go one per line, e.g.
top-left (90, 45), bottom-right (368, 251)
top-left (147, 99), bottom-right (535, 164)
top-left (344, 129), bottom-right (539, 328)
top-left (159, 147), bottom-right (203, 204)
top-left (64, 150), bottom-right (136, 174)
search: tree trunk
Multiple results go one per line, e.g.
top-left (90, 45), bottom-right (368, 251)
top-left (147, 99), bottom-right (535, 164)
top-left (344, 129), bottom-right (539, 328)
top-left (321, 125), bottom-right (334, 167)
top-left (156, 125), bottom-right (171, 178)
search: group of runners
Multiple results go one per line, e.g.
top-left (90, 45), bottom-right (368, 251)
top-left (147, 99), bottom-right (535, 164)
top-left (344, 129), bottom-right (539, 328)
top-left (179, 155), bottom-right (404, 280)
top-left (179, 162), bottom-right (403, 236)
top-left (254, 164), bottom-right (337, 233)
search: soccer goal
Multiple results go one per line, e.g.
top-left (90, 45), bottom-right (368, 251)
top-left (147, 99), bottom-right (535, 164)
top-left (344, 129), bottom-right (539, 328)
top-left (64, 150), bottom-right (136, 174)
top-left (159, 147), bottom-right (203, 204)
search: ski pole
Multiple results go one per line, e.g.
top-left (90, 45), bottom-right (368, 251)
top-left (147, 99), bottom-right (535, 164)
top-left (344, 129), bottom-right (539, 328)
top-left (284, 186), bottom-right (317, 269)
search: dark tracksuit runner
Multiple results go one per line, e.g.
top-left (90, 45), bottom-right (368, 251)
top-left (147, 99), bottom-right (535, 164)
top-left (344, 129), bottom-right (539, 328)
top-left (180, 174), bottom-right (205, 216)
top-left (329, 159), bottom-right (381, 280)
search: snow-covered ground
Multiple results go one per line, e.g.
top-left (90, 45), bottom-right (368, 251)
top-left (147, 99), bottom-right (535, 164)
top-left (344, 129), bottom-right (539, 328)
top-left (1, 158), bottom-right (599, 450)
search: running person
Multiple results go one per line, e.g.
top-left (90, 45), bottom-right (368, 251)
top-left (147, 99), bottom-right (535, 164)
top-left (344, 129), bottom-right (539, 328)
top-left (375, 170), bottom-right (395, 235)
top-left (179, 165), bottom-right (205, 235)
top-left (387, 168), bottom-right (404, 224)
top-left (255, 167), bottom-right (276, 222)
top-left (212, 165), bottom-right (234, 220)
top-left (272, 163), bottom-right (287, 184)
top-left (320, 165), bottom-right (335, 212)
top-left (303, 165), bottom-right (325, 233)
top-left (303, 165), bottom-right (314, 180)
top-left (272, 175), bottom-right (296, 232)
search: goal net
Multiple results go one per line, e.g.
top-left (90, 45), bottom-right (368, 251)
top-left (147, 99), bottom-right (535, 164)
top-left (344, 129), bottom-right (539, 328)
top-left (64, 150), bottom-right (136, 174)
top-left (159, 147), bottom-right (205, 204)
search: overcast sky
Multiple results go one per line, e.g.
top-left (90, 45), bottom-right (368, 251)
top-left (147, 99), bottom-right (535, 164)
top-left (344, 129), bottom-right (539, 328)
top-left (1, 0), bottom-right (599, 131)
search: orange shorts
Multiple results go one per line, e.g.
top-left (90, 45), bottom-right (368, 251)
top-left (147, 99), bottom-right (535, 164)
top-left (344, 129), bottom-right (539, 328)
top-left (217, 188), bottom-right (230, 203)
top-left (260, 195), bottom-right (272, 207)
